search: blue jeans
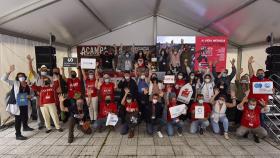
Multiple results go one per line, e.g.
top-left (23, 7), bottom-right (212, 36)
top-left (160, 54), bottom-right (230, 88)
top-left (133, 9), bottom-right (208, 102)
top-left (190, 119), bottom-right (209, 133)
top-left (166, 119), bottom-right (184, 136)
top-left (210, 116), bottom-right (229, 134)
top-left (93, 118), bottom-right (106, 129)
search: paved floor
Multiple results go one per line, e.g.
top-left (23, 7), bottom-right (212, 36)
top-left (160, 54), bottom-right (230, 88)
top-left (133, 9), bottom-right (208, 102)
top-left (0, 121), bottom-right (280, 158)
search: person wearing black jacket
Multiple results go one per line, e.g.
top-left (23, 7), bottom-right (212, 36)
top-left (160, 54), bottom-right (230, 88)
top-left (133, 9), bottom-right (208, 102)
top-left (118, 71), bottom-right (138, 100)
top-left (144, 94), bottom-right (164, 138)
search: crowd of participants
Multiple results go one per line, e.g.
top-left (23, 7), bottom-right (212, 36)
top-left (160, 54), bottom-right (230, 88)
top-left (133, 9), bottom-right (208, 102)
top-left (1, 43), bottom-right (273, 144)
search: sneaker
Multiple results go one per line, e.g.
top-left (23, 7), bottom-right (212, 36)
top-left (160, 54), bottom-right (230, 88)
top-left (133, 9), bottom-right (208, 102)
top-left (177, 128), bottom-right (183, 137)
top-left (23, 127), bottom-right (34, 131)
top-left (199, 128), bottom-right (204, 135)
top-left (58, 128), bottom-right (63, 132)
top-left (157, 131), bottom-right (163, 138)
top-left (253, 134), bottom-right (260, 143)
top-left (16, 135), bottom-right (28, 140)
top-left (224, 132), bottom-right (229, 140)
top-left (38, 126), bottom-right (44, 130)
top-left (46, 129), bottom-right (52, 133)
top-left (243, 132), bottom-right (249, 138)
top-left (177, 132), bottom-right (183, 137)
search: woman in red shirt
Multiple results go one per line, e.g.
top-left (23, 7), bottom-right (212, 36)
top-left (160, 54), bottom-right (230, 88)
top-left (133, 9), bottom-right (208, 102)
top-left (120, 89), bottom-right (139, 138)
top-left (82, 69), bottom-right (98, 124)
top-left (32, 77), bottom-right (63, 133)
top-left (97, 74), bottom-right (117, 102)
top-left (175, 72), bottom-right (186, 96)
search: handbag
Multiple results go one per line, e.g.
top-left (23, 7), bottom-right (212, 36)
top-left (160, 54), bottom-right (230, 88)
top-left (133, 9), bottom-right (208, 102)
top-left (5, 86), bottom-right (20, 115)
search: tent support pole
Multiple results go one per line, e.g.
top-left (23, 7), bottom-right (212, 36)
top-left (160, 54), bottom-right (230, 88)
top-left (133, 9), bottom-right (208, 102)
top-left (237, 47), bottom-right (243, 76)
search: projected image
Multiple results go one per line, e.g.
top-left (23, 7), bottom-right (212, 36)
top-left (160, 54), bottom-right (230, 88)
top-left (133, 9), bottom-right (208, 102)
top-left (156, 36), bottom-right (196, 73)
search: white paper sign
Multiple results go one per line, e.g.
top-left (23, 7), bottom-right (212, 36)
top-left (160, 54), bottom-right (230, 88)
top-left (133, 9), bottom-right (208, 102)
top-left (195, 106), bottom-right (204, 119)
top-left (177, 83), bottom-right (193, 104)
top-left (164, 75), bottom-right (175, 84)
top-left (253, 81), bottom-right (273, 94)
top-left (151, 57), bottom-right (157, 62)
top-left (106, 113), bottom-right (118, 126)
top-left (169, 104), bottom-right (187, 119)
top-left (81, 58), bottom-right (96, 69)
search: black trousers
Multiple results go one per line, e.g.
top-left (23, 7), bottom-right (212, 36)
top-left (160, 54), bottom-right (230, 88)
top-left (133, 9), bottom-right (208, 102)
top-left (15, 106), bottom-right (29, 136)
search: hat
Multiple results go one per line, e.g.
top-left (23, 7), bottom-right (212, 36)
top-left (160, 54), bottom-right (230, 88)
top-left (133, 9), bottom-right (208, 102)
top-left (40, 65), bottom-right (47, 69)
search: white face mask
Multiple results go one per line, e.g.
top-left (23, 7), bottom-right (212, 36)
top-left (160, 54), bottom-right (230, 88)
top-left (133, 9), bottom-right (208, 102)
top-left (198, 99), bottom-right (204, 104)
top-left (41, 71), bottom-right (47, 76)
top-left (248, 104), bottom-right (256, 110)
top-left (190, 75), bottom-right (195, 79)
top-left (205, 78), bottom-right (211, 83)
top-left (140, 75), bottom-right (145, 79)
top-left (125, 76), bottom-right (130, 80)
top-left (104, 79), bottom-right (110, 83)
top-left (178, 75), bottom-right (183, 79)
top-left (19, 77), bottom-right (25, 82)
top-left (89, 74), bottom-right (94, 79)
top-left (125, 54), bottom-right (129, 58)
top-left (152, 99), bottom-right (158, 104)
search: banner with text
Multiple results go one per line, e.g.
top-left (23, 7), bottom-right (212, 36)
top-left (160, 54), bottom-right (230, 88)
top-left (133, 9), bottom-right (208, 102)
top-left (194, 36), bottom-right (227, 72)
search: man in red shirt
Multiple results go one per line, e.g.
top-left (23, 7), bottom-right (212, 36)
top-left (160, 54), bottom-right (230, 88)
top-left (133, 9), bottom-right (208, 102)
top-left (32, 77), bottom-right (63, 133)
top-left (93, 95), bottom-right (117, 132)
top-left (82, 69), bottom-right (98, 124)
top-left (189, 94), bottom-right (211, 135)
top-left (236, 98), bottom-right (269, 143)
top-left (120, 89), bottom-right (139, 138)
top-left (97, 74), bottom-right (117, 102)
top-left (61, 68), bottom-right (82, 100)
top-left (248, 56), bottom-right (274, 127)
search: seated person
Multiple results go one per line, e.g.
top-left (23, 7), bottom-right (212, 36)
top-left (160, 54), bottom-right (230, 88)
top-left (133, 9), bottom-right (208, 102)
top-left (144, 94), bottom-right (164, 138)
top-left (166, 94), bottom-right (185, 136)
top-left (60, 95), bottom-right (91, 143)
top-left (120, 89), bottom-right (139, 138)
top-left (210, 89), bottom-right (236, 140)
top-left (93, 95), bottom-right (117, 132)
top-left (190, 94), bottom-right (211, 134)
top-left (236, 97), bottom-right (269, 143)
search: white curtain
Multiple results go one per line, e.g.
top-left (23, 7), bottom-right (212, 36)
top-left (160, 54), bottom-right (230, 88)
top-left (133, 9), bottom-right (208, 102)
top-left (0, 34), bottom-right (68, 125)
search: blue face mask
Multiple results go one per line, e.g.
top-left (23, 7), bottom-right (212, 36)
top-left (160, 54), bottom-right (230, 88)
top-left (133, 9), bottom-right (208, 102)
top-left (248, 104), bottom-right (256, 110)
top-left (222, 73), bottom-right (227, 77)
top-left (257, 74), bottom-right (264, 80)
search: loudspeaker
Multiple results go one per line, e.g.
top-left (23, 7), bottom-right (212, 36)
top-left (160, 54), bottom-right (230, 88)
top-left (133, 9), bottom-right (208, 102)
top-left (266, 46), bottom-right (280, 55)
top-left (35, 46), bottom-right (56, 72)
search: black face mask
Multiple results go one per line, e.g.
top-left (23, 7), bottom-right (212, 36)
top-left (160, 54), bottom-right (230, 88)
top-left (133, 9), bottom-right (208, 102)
top-left (71, 74), bottom-right (77, 78)
top-left (44, 80), bottom-right (51, 85)
top-left (53, 72), bottom-right (59, 75)
top-left (105, 99), bottom-right (111, 104)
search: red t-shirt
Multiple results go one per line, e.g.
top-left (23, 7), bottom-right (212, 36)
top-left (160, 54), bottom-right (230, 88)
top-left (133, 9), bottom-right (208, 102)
top-left (176, 79), bottom-right (186, 95)
top-left (85, 78), bottom-right (97, 97)
top-left (190, 102), bottom-right (211, 121)
top-left (100, 82), bottom-right (115, 102)
top-left (241, 104), bottom-right (261, 128)
top-left (98, 102), bottom-right (117, 119)
top-left (125, 101), bottom-right (138, 112)
top-left (248, 75), bottom-right (271, 103)
top-left (32, 85), bottom-right (56, 106)
top-left (67, 78), bottom-right (82, 99)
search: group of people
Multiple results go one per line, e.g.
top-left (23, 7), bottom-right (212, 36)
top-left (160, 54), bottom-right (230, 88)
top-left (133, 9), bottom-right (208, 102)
top-left (1, 44), bottom-right (273, 144)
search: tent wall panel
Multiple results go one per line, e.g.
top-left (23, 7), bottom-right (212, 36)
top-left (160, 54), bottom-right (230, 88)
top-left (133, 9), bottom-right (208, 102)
top-left (0, 34), bottom-right (68, 125)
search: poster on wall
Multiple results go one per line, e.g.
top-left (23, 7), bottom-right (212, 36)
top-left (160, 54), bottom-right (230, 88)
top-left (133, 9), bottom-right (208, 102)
top-left (194, 36), bottom-right (228, 72)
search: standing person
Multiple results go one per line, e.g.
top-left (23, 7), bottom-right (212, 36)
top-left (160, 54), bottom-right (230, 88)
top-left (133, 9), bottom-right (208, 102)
top-left (31, 77), bottom-right (63, 133)
top-left (236, 98), bottom-right (269, 143)
top-left (189, 94), bottom-right (211, 135)
top-left (209, 89), bottom-right (236, 139)
top-left (158, 48), bottom-right (169, 72)
top-left (248, 56), bottom-right (274, 126)
top-left (100, 49), bottom-right (115, 70)
top-left (118, 71), bottom-right (138, 100)
top-left (1, 65), bottom-right (34, 140)
top-left (27, 54), bottom-right (50, 129)
top-left (97, 73), bottom-right (117, 102)
top-left (198, 74), bottom-right (215, 103)
top-left (93, 95), bottom-right (117, 132)
top-left (61, 68), bottom-right (82, 100)
top-left (120, 89), bottom-right (139, 138)
top-left (82, 69), bottom-right (98, 124)
top-left (175, 72), bottom-right (186, 96)
top-left (144, 94), bottom-right (164, 138)
top-left (212, 59), bottom-right (236, 91)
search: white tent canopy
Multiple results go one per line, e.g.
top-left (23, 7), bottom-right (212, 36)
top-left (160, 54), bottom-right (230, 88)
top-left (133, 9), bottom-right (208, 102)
top-left (0, 0), bottom-right (279, 48)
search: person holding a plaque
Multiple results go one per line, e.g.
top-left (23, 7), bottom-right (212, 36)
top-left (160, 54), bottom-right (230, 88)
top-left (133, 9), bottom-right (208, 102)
top-left (189, 94), bottom-right (211, 135)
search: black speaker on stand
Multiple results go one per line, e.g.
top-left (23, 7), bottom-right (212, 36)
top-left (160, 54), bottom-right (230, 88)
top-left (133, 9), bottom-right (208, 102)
top-left (35, 46), bottom-right (56, 74)
top-left (265, 46), bottom-right (280, 77)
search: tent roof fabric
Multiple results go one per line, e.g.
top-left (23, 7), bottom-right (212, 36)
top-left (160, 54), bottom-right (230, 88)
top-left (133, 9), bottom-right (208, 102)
top-left (0, 0), bottom-right (279, 48)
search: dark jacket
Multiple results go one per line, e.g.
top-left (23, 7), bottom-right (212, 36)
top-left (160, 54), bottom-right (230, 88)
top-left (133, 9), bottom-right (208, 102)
top-left (212, 65), bottom-right (236, 90)
top-left (144, 102), bottom-right (163, 123)
top-left (118, 78), bottom-right (138, 100)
